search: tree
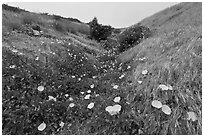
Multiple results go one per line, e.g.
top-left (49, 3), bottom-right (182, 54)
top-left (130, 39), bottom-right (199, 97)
top-left (89, 17), bottom-right (113, 42)
top-left (118, 25), bottom-right (152, 53)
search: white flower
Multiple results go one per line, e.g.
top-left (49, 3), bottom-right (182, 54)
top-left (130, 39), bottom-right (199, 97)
top-left (69, 97), bottom-right (74, 101)
top-left (9, 65), bottom-right (16, 68)
top-left (35, 57), bottom-right (39, 60)
top-left (151, 100), bottom-right (162, 109)
top-left (113, 85), bottom-right (119, 89)
top-left (65, 94), bottom-right (69, 97)
top-left (105, 104), bottom-right (122, 115)
top-left (12, 49), bottom-right (18, 53)
top-left (158, 84), bottom-right (169, 91)
top-left (142, 70), bottom-right (148, 75)
top-left (113, 96), bottom-right (121, 103)
top-left (37, 86), bottom-right (45, 92)
top-left (187, 111), bottom-right (197, 121)
top-left (87, 90), bottom-right (91, 93)
top-left (48, 96), bottom-right (57, 101)
top-left (69, 103), bottom-right (75, 108)
top-left (138, 81), bottom-right (143, 84)
top-left (71, 76), bottom-right (76, 78)
top-left (87, 102), bottom-right (95, 109)
top-left (95, 94), bottom-right (99, 97)
top-left (80, 92), bottom-right (85, 95)
top-left (92, 76), bottom-right (97, 79)
top-left (38, 122), bottom-right (46, 131)
top-left (59, 121), bottom-right (65, 128)
top-left (84, 94), bottom-right (91, 99)
top-left (127, 66), bottom-right (131, 69)
top-left (161, 105), bottom-right (171, 115)
top-left (119, 74), bottom-right (125, 79)
top-left (90, 84), bottom-right (94, 88)
top-left (139, 57), bottom-right (146, 61)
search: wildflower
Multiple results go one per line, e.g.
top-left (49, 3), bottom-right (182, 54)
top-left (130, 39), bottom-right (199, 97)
top-left (38, 122), bottom-right (46, 131)
top-left (114, 96), bottom-right (121, 103)
top-left (92, 76), bottom-right (97, 79)
top-left (138, 81), bottom-right (143, 84)
top-left (158, 84), bottom-right (169, 91)
top-left (48, 96), bottom-right (57, 101)
top-left (90, 84), bottom-right (94, 88)
top-left (69, 103), bottom-right (75, 108)
top-left (69, 97), bottom-right (74, 101)
top-left (95, 94), bottom-right (99, 97)
top-left (142, 70), bottom-right (148, 75)
top-left (187, 111), bottom-right (197, 121)
top-left (35, 57), bottom-right (39, 60)
top-left (161, 105), bottom-right (171, 115)
top-left (12, 49), bottom-right (18, 53)
top-left (37, 86), bottom-right (45, 92)
top-left (113, 85), bottom-right (119, 89)
top-left (105, 104), bottom-right (122, 115)
top-left (65, 94), bottom-right (69, 97)
top-left (87, 90), bottom-right (91, 93)
top-left (119, 74), bottom-right (125, 79)
top-left (9, 65), bottom-right (16, 68)
top-left (84, 94), bottom-right (91, 99)
top-left (87, 102), bottom-right (95, 109)
top-left (59, 121), bottom-right (65, 128)
top-left (151, 100), bottom-right (162, 109)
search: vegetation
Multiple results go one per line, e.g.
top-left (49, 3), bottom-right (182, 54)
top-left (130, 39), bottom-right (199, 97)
top-left (117, 25), bottom-right (152, 53)
top-left (89, 17), bottom-right (113, 42)
top-left (2, 2), bottom-right (202, 135)
top-left (2, 4), bottom-right (27, 13)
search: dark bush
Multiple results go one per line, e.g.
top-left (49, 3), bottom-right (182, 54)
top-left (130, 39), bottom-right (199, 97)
top-left (89, 17), bottom-right (113, 42)
top-left (118, 25), bottom-right (152, 53)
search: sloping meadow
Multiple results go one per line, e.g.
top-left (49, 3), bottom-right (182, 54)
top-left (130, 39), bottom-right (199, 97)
top-left (118, 18), bottom-right (201, 134)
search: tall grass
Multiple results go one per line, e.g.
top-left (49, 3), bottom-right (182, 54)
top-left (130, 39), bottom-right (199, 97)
top-left (118, 24), bottom-right (202, 134)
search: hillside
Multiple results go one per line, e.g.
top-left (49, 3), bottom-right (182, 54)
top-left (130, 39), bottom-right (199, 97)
top-left (2, 3), bottom-right (202, 135)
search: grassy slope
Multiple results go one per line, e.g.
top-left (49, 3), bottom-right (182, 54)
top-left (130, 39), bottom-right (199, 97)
top-left (2, 3), bottom-right (202, 135)
top-left (118, 2), bottom-right (202, 134)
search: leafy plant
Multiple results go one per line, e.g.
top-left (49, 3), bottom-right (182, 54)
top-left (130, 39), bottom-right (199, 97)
top-left (118, 25), bottom-right (152, 53)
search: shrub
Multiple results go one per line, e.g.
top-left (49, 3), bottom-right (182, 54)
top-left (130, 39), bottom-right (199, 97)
top-left (21, 13), bottom-right (39, 25)
top-left (53, 21), bottom-right (66, 33)
top-left (89, 17), bottom-right (113, 42)
top-left (7, 21), bottom-right (23, 31)
top-left (118, 25), bottom-right (152, 53)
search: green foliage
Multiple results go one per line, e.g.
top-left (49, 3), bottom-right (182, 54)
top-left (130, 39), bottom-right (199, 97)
top-left (89, 17), bottom-right (113, 42)
top-left (118, 25), bottom-right (152, 53)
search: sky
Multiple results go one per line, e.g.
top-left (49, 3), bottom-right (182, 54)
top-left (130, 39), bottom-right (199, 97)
top-left (4, 2), bottom-right (178, 28)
